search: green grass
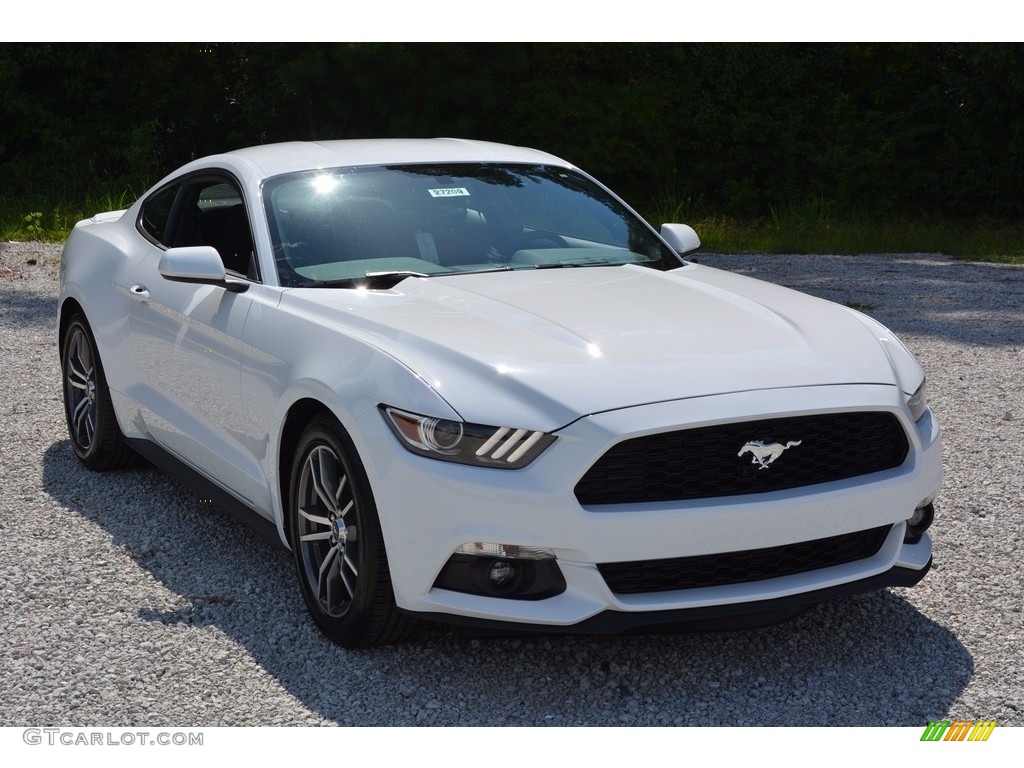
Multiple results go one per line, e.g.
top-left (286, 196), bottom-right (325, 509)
top-left (2, 190), bottom-right (138, 242)
top-left (4, 191), bottom-right (1023, 265)
top-left (646, 196), bottom-right (1024, 264)
top-left (2, 208), bottom-right (74, 242)
top-left (681, 215), bottom-right (1024, 263)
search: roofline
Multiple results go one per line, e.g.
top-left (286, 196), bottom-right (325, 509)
top-left (220, 138), bottom-right (575, 179)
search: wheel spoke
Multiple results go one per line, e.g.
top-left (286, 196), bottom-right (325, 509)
top-left (318, 544), bottom-right (341, 610)
top-left (300, 530), bottom-right (333, 542)
top-left (75, 332), bottom-right (93, 377)
top-left (343, 549), bottom-right (359, 578)
top-left (308, 447), bottom-right (341, 514)
top-left (298, 506), bottom-right (331, 528)
top-left (338, 499), bottom-right (354, 520)
top-left (67, 358), bottom-right (89, 389)
top-left (334, 473), bottom-right (348, 507)
top-left (73, 396), bottom-right (91, 437)
top-left (340, 556), bottom-right (357, 599)
top-left (318, 543), bottom-right (339, 582)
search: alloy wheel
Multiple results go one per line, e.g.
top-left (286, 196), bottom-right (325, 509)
top-left (64, 325), bottom-right (98, 452)
top-left (295, 443), bottom-right (360, 618)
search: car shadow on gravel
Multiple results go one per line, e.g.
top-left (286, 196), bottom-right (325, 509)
top-left (0, 290), bottom-right (57, 330)
top-left (43, 439), bottom-right (973, 727)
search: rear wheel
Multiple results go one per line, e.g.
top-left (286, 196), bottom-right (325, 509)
top-left (289, 415), bottom-right (416, 647)
top-left (61, 315), bottom-right (140, 471)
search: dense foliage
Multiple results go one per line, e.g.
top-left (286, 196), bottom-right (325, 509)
top-left (2, 43), bottom-right (1021, 220)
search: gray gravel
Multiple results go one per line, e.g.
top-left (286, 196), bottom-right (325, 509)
top-left (2, 241), bottom-right (1022, 726)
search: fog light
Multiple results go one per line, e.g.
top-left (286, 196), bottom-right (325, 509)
top-left (487, 559), bottom-right (518, 589)
top-left (905, 501), bottom-right (935, 543)
top-left (433, 548), bottom-right (567, 600)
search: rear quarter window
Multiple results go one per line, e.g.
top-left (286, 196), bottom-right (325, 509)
top-left (139, 185), bottom-right (178, 245)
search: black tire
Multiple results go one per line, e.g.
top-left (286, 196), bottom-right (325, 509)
top-left (60, 315), bottom-right (141, 471)
top-left (288, 414), bottom-right (417, 648)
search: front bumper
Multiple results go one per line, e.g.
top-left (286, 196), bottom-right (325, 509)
top-left (354, 383), bottom-right (941, 629)
top-left (404, 558), bottom-right (932, 635)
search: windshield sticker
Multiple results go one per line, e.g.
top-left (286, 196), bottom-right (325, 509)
top-left (428, 187), bottom-right (471, 198)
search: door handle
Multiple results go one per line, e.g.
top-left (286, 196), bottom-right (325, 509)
top-left (130, 284), bottom-right (150, 300)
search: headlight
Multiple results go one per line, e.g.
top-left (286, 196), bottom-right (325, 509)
top-left (907, 379), bottom-right (929, 422)
top-left (380, 406), bottom-right (555, 468)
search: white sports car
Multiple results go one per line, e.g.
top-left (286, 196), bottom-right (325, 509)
top-left (58, 139), bottom-right (941, 647)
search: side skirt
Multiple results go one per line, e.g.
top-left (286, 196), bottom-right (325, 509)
top-left (126, 437), bottom-right (285, 549)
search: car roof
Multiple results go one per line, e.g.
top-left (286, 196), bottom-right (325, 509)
top-left (217, 138), bottom-right (574, 179)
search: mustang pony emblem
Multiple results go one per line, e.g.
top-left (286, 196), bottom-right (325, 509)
top-left (738, 440), bottom-right (802, 470)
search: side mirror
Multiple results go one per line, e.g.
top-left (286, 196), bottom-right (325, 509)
top-left (158, 246), bottom-right (248, 292)
top-left (660, 223), bottom-right (701, 255)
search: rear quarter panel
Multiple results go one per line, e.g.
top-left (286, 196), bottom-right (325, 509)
top-left (59, 211), bottom-right (146, 401)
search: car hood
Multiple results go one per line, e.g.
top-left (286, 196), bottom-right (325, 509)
top-left (285, 263), bottom-right (911, 430)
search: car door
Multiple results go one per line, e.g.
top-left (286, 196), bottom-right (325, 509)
top-left (128, 174), bottom-right (266, 507)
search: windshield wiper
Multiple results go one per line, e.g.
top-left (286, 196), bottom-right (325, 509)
top-left (302, 271), bottom-right (430, 289)
top-left (533, 261), bottom-right (625, 270)
top-left (300, 264), bottom-right (519, 289)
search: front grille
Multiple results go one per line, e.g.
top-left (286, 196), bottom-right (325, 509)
top-left (574, 412), bottom-right (908, 505)
top-left (598, 525), bottom-right (892, 595)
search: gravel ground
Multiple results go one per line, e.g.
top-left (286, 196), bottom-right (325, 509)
top-left (1, 241), bottom-right (1022, 727)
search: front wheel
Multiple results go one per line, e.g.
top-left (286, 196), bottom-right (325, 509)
top-left (288, 415), bottom-right (416, 648)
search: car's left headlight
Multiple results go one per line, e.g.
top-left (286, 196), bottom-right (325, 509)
top-left (381, 406), bottom-right (555, 468)
top-left (907, 378), bottom-right (929, 422)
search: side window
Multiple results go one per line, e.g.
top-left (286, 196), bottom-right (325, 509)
top-left (198, 182), bottom-right (243, 211)
top-left (139, 185), bottom-right (178, 246)
top-left (177, 178), bottom-right (259, 280)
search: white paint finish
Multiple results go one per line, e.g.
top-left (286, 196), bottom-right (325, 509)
top-left (56, 138), bottom-right (942, 631)
top-left (282, 264), bottom-right (907, 430)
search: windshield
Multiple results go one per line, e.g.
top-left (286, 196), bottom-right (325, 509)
top-left (263, 163), bottom-right (681, 287)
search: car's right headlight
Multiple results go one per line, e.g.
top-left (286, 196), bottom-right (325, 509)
top-left (907, 379), bottom-right (929, 422)
top-left (380, 406), bottom-right (555, 469)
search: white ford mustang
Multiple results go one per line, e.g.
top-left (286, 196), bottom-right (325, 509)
top-left (57, 139), bottom-right (941, 647)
